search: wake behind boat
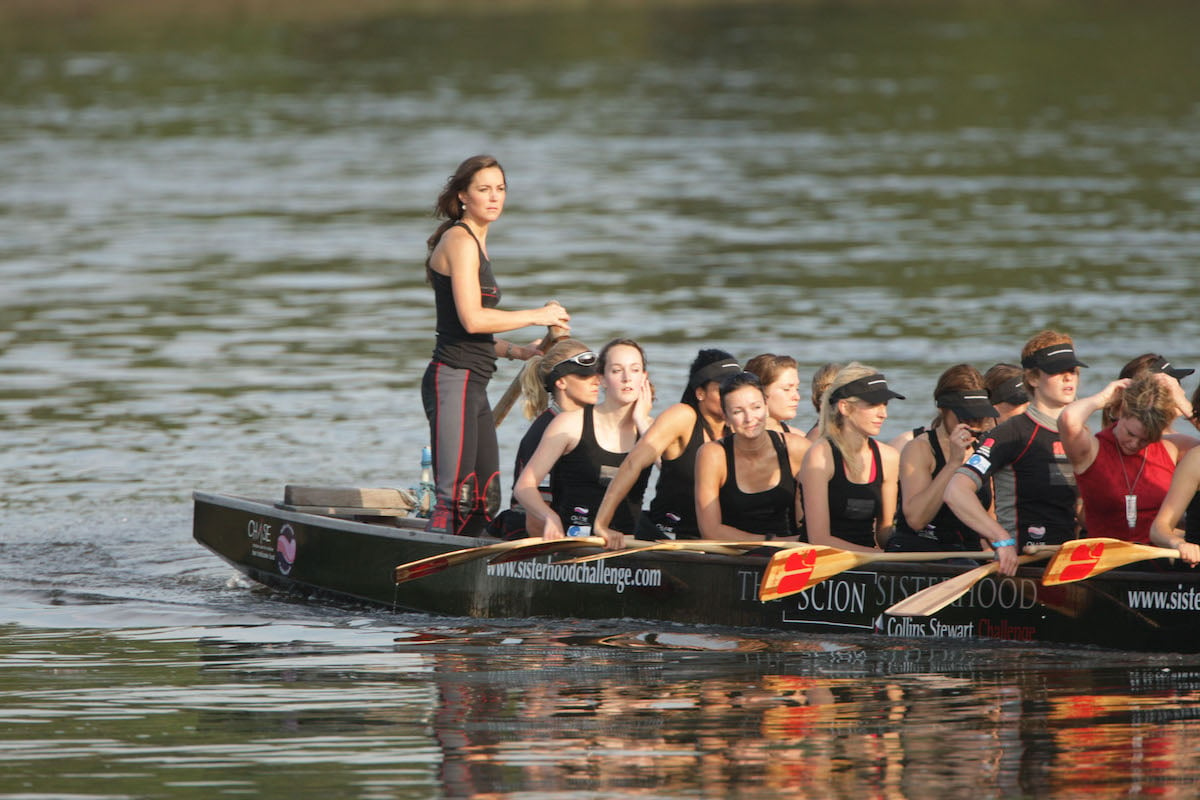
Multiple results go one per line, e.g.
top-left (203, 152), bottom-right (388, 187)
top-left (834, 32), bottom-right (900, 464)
top-left (193, 488), bottom-right (1200, 653)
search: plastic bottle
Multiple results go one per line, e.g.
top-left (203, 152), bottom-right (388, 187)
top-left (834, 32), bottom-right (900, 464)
top-left (417, 446), bottom-right (434, 517)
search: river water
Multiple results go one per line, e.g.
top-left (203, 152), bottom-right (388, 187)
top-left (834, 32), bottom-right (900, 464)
top-left (3, 1), bottom-right (1200, 796)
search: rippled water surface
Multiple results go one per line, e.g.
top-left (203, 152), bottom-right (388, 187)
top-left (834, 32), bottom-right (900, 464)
top-left (3, 1), bottom-right (1200, 796)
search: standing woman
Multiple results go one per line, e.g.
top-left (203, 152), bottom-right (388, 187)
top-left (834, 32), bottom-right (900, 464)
top-left (887, 364), bottom-right (998, 553)
top-left (799, 363), bottom-right (903, 553)
top-left (695, 372), bottom-right (807, 541)
top-left (422, 155), bottom-right (571, 536)
top-left (591, 349), bottom-right (742, 548)
top-left (514, 339), bottom-right (655, 539)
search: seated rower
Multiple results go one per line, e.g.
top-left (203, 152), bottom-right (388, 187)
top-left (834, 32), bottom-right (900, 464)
top-left (1062, 373), bottom-right (1187, 543)
top-left (887, 364), bottom-right (998, 553)
top-left (591, 349), bottom-right (742, 549)
top-left (1150, 384), bottom-right (1200, 566)
top-left (694, 372), bottom-right (808, 541)
top-left (799, 363), bottom-right (903, 553)
top-left (805, 362), bottom-right (841, 442)
top-left (983, 362), bottom-right (1030, 425)
top-left (945, 330), bottom-right (1087, 576)
top-left (514, 338), bottom-right (654, 540)
top-left (745, 353), bottom-right (802, 433)
top-left (490, 338), bottom-right (600, 538)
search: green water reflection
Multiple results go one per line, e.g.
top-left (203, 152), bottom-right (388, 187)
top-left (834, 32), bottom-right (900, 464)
top-left (3, 624), bottom-right (1200, 798)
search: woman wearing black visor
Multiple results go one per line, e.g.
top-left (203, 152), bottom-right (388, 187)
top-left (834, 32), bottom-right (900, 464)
top-left (887, 364), bottom-right (998, 554)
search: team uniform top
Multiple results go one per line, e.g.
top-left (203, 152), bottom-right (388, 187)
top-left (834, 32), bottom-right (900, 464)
top-left (641, 415), bottom-right (709, 540)
top-left (826, 438), bottom-right (885, 549)
top-left (429, 221), bottom-right (500, 378)
top-left (890, 428), bottom-right (988, 551)
top-left (551, 406), bottom-right (651, 536)
top-left (717, 430), bottom-right (798, 539)
top-left (957, 406), bottom-right (1078, 548)
top-left (511, 408), bottom-right (557, 508)
top-left (1073, 426), bottom-right (1174, 544)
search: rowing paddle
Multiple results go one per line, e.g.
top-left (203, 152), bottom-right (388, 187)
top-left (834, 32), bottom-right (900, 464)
top-left (492, 319), bottom-right (568, 428)
top-left (758, 546), bottom-right (994, 602)
top-left (557, 540), bottom-right (784, 565)
top-left (485, 536), bottom-right (606, 564)
top-left (883, 551), bottom-right (1053, 617)
top-left (1041, 537), bottom-right (1181, 586)
top-left (394, 537), bottom-right (549, 583)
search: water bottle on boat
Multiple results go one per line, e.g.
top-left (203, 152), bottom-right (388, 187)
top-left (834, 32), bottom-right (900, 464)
top-left (415, 446), bottom-right (434, 518)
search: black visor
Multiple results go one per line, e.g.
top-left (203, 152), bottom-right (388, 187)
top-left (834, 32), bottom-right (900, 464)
top-left (936, 391), bottom-right (999, 420)
top-left (1021, 344), bottom-right (1088, 375)
top-left (1149, 356), bottom-right (1195, 381)
top-left (690, 359), bottom-right (742, 389)
top-left (989, 376), bottom-right (1029, 407)
top-left (830, 374), bottom-right (905, 405)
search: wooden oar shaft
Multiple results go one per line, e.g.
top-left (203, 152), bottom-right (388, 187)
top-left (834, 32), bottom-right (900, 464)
top-left (493, 322), bottom-right (568, 428)
top-left (393, 536), bottom-right (542, 584)
top-left (559, 540), bottom-right (764, 565)
top-left (884, 552), bottom-right (1052, 617)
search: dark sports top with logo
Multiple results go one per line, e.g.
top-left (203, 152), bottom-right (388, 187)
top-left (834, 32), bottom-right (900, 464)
top-left (551, 406), bottom-right (651, 535)
top-left (957, 406), bottom-right (1077, 547)
top-left (827, 439), bottom-right (884, 549)
top-left (430, 221), bottom-right (501, 378)
top-left (645, 413), bottom-right (710, 540)
top-left (718, 430), bottom-right (797, 539)
top-left (892, 428), bottom-right (988, 550)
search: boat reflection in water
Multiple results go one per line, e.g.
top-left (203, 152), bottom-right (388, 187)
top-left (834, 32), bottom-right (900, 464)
top-left (394, 626), bottom-right (1200, 798)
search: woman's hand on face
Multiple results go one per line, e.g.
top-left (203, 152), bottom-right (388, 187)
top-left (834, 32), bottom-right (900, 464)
top-left (634, 379), bottom-right (654, 427)
top-left (947, 423), bottom-right (975, 465)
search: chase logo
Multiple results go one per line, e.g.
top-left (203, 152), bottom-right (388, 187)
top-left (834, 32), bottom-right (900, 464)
top-left (275, 524), bottom-right (297, 575)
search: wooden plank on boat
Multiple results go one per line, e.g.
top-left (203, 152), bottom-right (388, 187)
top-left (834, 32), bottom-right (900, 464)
top-left (279, 485), bottom-right (415, 517)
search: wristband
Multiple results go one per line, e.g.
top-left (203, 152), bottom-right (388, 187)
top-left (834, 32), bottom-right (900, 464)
top-left (991, 537), bottom-right (1016, 550)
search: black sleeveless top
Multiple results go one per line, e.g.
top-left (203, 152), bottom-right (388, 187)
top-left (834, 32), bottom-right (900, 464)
top-left (430, 221), bottom-right (501, 378)
top-left (718, 431), bottom-right (796, 539)
top-left (645, 412), bottom-right (709, 540)
top-left (551, 407), bottom-right (651, 536)
top-left (1186, 491), bottom-right (1200, 545)
top-left (827, 439), bottom-right (884, 549)
top-left (891, 429), bottom-right (986, 550)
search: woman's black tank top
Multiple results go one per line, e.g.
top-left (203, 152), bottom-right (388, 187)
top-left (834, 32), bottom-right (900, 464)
top-left (551, 406), bottom-right (650, 535)
top-left (1186, 491), bottom-right (1200, 545)
top-left (891, 429), bottom-right (986, 550)
top-left (430, 221), bottom-right (501, 377)
top-left (827, 439), bottom-right (884, 549)
top-left (717, 430), bottom-right (796, 539)
top-left (645, 412), bottom-right (708, 540)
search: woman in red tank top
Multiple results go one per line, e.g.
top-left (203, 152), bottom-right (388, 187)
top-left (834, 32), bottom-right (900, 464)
top-left (1060, 373), bottom-right (1190, 542)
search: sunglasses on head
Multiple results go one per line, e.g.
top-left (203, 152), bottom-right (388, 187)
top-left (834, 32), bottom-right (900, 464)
top-left (549, 351), bottom-right (598, 371)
